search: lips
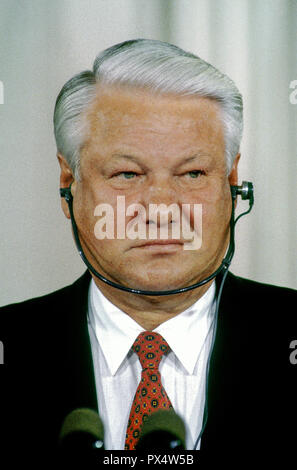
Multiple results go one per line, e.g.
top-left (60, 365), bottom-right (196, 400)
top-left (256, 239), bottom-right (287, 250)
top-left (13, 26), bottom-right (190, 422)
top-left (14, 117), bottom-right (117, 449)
top-left (136, 239), bottom-right (184, 247)
top-left (133, 239), bottom-right (184, 252)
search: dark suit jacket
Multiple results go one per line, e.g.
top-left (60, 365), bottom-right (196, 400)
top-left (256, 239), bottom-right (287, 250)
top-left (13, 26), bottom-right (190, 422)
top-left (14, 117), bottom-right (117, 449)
top-left (0, 271), bottom-right (296, 465)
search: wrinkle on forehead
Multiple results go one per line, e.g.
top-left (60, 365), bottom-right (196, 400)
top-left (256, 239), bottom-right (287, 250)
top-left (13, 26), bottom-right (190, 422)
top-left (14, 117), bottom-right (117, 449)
top-left (81, 85), bottom-right (225, 171)
top-left (85, 85), bottom-right (223, 137)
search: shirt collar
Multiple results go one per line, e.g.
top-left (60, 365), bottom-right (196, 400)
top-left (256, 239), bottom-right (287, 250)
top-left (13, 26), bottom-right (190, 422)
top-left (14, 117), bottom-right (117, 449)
top-left (88, 279), bottom-right (216, 376)
top-left (155, 283), bottom-right (216, 374)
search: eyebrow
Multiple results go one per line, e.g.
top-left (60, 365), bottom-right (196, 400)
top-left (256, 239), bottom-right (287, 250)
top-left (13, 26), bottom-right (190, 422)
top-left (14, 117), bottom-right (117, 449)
top-left (110, 152), bottom-right (210, 164)
top-left (181, 155), bottom-right (205, 164)
top-left (110, 154), bottom-right (141, 163)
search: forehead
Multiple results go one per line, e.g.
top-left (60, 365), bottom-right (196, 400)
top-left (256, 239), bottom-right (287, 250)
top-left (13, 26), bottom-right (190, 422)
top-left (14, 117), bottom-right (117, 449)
top-left (83, 85), bottom-right (224, 154)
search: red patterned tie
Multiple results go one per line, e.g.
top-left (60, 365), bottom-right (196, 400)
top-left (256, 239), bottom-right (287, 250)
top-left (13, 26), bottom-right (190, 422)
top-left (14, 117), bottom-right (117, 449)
top-left (125, 331), bottom-right (173, 450)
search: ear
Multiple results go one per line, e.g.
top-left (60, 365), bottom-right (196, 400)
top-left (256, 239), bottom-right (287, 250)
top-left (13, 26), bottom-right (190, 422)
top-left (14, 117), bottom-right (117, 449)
top-left (228, 153), bottom-right (240, 187)
top-left (57, 153), bottom-right (75, 219)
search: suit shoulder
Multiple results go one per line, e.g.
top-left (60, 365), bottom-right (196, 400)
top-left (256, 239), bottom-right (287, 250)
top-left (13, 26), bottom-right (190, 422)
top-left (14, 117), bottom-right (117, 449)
top-left (1, 280), bottom-right (72, 312)
top-left (226, 272), bottom-right (297, 328)
top-left (228, 272), bottom-right (297, 300)
top-left (0, 271), bottom-right (91, 324)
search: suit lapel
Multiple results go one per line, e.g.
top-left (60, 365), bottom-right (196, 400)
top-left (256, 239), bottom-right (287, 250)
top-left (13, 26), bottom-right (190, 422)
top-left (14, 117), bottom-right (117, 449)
top-left (200, 273), bottom-right (244, 450)
top-left (59, 271), bottom-right (98, 419)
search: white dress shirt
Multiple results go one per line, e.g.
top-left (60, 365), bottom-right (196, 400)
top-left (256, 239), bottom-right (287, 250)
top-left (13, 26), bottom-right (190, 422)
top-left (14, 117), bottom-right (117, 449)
top-left (87, 279), bottom-right (216, 450)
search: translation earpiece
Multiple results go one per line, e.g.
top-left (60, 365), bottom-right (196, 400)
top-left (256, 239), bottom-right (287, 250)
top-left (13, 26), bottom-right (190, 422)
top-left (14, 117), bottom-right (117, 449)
top-left (231, 181), bottom-right (254, 224)
top-left (60, 182), bottom-right (73, 203)
top-left (231, 181), bottom-right (254, 202)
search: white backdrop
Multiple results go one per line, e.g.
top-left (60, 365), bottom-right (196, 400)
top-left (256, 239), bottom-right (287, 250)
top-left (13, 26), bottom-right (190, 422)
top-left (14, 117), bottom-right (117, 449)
top-left (0, 0), bottom-right (296, 306)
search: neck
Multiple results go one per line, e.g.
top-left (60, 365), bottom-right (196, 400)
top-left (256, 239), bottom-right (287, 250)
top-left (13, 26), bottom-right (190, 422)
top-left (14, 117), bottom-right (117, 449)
top-left (91, 275), bottom-right (214, 330)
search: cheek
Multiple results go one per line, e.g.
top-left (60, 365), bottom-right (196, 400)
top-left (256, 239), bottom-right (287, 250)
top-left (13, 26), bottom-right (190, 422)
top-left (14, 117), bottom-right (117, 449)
top-left (73, 182), bottom-right (108, 244)
top-left (185, 184), bottom-right (231, 239)
top-left (75, 187), bottom-right (139, 248)
top-left (184, 179), bottom-right (230, 210)
top-left (204, 194), bottom-right (232, 242)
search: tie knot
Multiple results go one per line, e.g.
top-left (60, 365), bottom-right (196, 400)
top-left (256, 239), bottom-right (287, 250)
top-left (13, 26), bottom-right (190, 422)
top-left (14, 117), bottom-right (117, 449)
top-left (132, 331), bottom-right (170, 370)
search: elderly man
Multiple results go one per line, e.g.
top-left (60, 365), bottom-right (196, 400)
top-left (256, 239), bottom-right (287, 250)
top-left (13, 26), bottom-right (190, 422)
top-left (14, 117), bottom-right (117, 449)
top-left (0, 40), bottom-right (296, 463)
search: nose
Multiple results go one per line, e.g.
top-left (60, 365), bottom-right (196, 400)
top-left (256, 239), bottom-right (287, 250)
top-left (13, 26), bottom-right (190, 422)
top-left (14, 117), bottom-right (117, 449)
top-left (141, 175), bottom-right (180, 228)
top-left (141, 173), bottom-right (177, 204)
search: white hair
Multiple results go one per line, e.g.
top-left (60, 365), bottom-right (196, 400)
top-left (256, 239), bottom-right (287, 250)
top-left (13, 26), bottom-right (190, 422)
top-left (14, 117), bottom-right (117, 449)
top-left (54, 39), bottom-right (243, 179)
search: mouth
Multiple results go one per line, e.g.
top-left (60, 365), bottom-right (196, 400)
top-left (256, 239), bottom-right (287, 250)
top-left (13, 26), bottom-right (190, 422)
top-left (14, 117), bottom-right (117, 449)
top-left (133, 239), bottom-right (184, 252)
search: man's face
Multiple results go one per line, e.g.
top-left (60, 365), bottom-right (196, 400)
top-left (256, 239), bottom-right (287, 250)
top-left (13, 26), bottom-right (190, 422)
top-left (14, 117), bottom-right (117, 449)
top-left (61, 86), bottom-right (239, 292)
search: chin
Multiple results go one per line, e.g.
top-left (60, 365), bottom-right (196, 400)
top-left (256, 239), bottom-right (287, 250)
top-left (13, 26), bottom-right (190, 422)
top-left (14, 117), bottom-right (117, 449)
top-left (120, 269), bottom-right (192, 292)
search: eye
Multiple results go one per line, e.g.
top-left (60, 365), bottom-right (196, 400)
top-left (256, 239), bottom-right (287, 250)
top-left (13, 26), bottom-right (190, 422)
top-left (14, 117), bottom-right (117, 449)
top-left (114, 171), bottom-right (138, 179)
top-left (186, 170), bottom-right (204, 178)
